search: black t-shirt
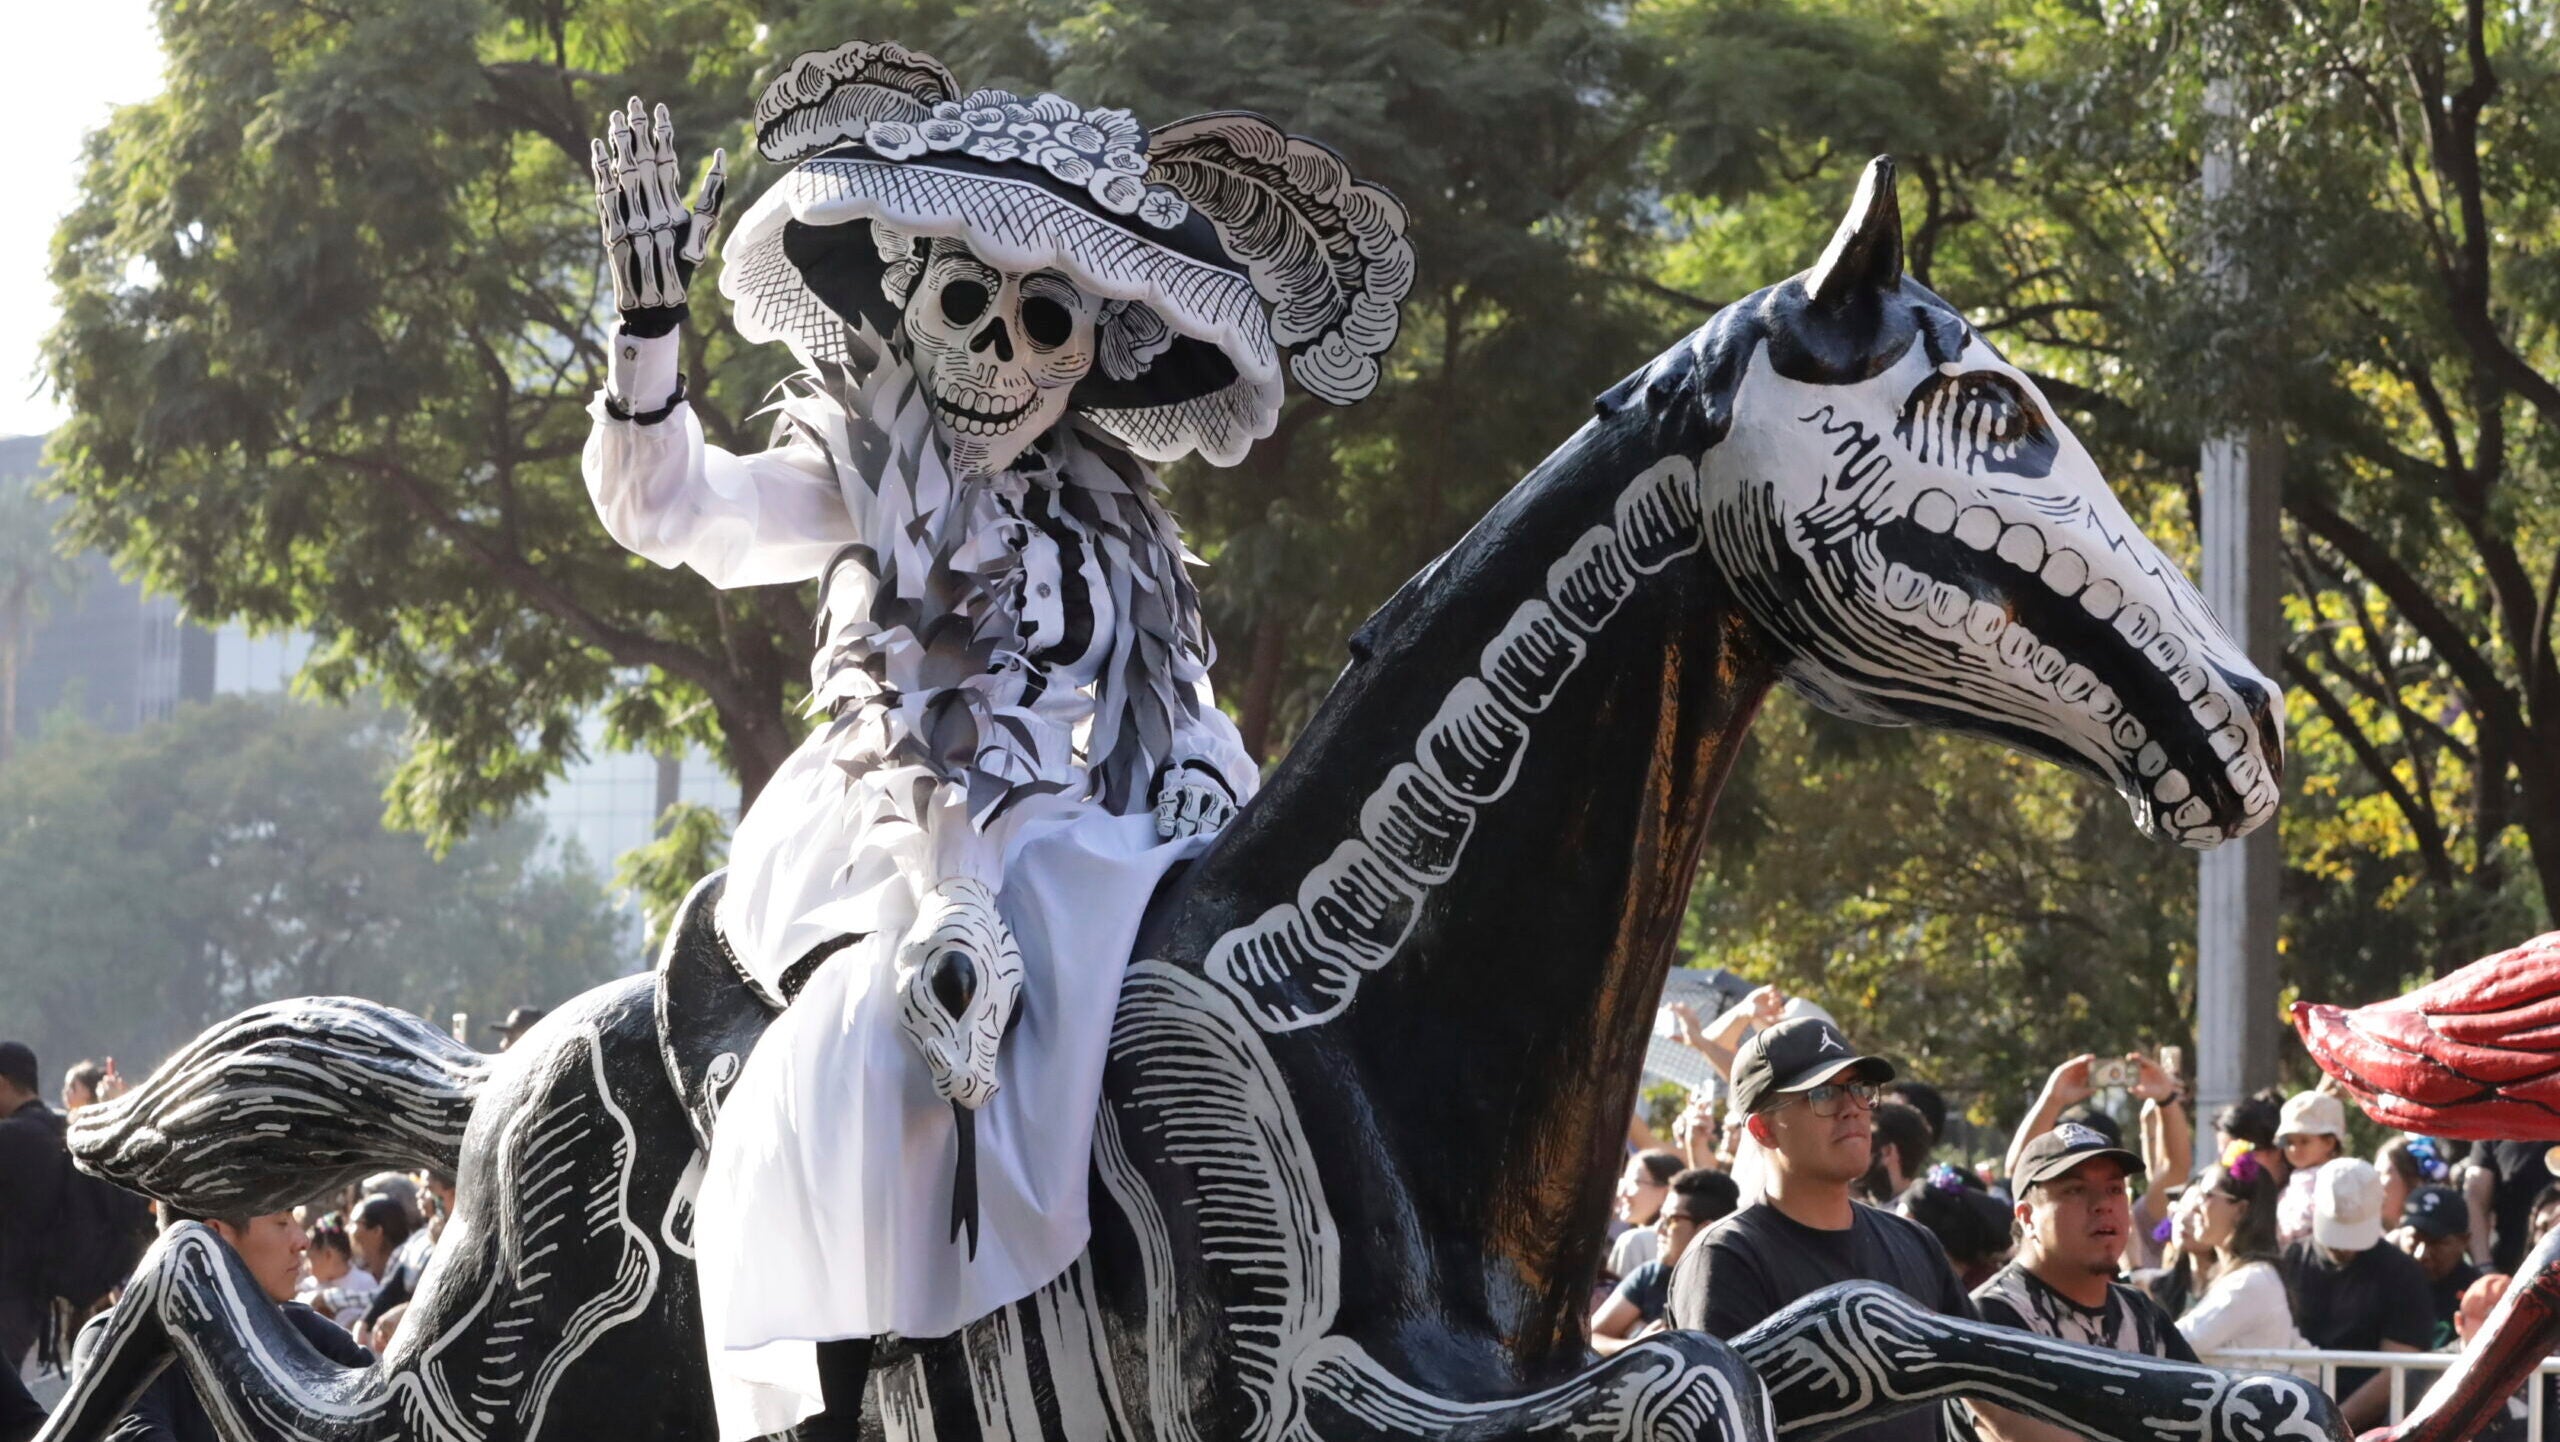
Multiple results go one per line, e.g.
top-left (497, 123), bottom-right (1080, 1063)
top-left (2482, 1140), bottom-right (2556, 1274)
top-left (1971, 1261), bottom-right (2197, 1363)
top-left (2429, 1259), bottom-right (2484, 1347)
top-left (0, 1099), bottom-right (66, 1353)
top-left (1671, 1202), bottom-right (1976, 1442)
top-left (2283, 1240), bottom-right (2434, 1398)
top-left (1611, 1260), bottom-right (1671, 1324)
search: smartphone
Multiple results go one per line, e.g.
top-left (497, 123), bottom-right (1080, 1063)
top-left (2091, 1057), bottom-right (2133, 1090)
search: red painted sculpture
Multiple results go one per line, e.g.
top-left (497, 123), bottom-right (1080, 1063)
top-left (2296, 930), bottom-right (2560, 1442)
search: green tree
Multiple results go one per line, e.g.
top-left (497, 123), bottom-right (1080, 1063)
top-left (0, 459), bottom-right (83, 760)
top-left (0, 694), bottom-right (629, 1070)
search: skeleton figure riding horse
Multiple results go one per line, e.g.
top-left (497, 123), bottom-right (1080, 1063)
top-left (46, 39), bottom-right (2335, 1442)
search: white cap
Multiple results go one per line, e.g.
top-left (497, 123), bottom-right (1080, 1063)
top-left (2314, 1158), bottom-right (2385, 1252)
top-left (2279, 1090), bottom-right (2347, 1141)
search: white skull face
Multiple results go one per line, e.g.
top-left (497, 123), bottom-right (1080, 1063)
top-left (894, 878), bottom-right (1022, 1111)
top-left (901, 241), bottom-right (1100, 478)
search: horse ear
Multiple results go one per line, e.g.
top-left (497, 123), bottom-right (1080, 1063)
top-left (1805, 156), bottom-right (1904, 308)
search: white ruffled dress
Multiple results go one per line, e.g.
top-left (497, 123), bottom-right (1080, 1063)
top-left (583, 330), bottom-right (1257, 1440)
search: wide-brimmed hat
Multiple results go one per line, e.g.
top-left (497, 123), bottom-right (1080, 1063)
top-left (720, 40), bottom-right (1414, 467)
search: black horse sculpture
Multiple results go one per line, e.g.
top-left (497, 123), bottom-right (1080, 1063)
top-left (42, 159), bottom-right (2334, 1442)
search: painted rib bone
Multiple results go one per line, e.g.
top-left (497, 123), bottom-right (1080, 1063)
top-left (1207, 455), bottom-right (1702, 1032)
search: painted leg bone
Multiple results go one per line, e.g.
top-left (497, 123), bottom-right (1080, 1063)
top-left (1734, 1282), bottom-right (2349, 1442)
top-left (38, 1223), bottom-right (398, 1442)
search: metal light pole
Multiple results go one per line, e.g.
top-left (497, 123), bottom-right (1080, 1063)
top-left (2195, 76), bottom-right (2286, 1125)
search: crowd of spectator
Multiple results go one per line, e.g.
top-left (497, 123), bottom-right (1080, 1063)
top-left (16, 980), bottom-right (2560, 1440)
top-left (0, 1012), bottom-right (546, 1440)
top-left (1594, 983), bottom-right (2560, 1439)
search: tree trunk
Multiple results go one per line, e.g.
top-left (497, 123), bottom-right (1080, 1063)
top-left (2513, 739), bottom-right (2560, 929)
top-left (1236, 614), bottom-right (1288, 763)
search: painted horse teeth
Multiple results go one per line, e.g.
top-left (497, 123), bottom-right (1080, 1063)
top-left (1995, 523), bottom-right (2046, 571)
top-left (2079, 577), bottom-right (2123, 620)
top-left (2040, 547), bottom-right (2088, 596)
top-left (1910, 488), bottom-right (1958, 532)
top-left (1954, 505), bottom-right (2001, 550)
top-left (2152, 769), bottom-right (2191, 804)
top-left (2137, 741), bottom-right (2168, 777)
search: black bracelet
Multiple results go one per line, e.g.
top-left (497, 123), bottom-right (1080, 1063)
top-left (605, 373), bottom-right (687, 426)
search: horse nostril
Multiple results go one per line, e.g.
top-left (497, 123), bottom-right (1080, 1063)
top-left (928, 949), bottom-right (978, 1017)
top-left (969, 318), bottom-right (1013, 362)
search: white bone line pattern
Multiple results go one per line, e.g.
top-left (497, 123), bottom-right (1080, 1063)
top-left (1207, 454), bottom-right (1704, 1032)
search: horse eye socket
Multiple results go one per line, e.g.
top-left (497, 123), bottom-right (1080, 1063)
top-left (928, 949), bottom-right (978, 1016)
top-left (1022, 296), bottom-right (1074, 348)
top-left (940, 281), bottom-right (990, 328)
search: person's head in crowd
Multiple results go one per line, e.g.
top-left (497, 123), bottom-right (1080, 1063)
top-left (494, 1007), bottom-right (548, 1052)
top-left (1857, 1101), bottom-right (1933, 1203)
top-left (1653, 1168), bottom-right (1740, 1274)
top-left (2530, 1182), bottom-right (2560, 1253)
top-left (2055, 1104), bottom-right (2124, 1148)
top-left (362, 1172), bottom-right (424, 1230)
top-left (2213, 1092), bottom-right (2287, 1182)
top-left (2376, 1135), bottom-right (2451, 1229)
top-left (2012, 1123), bottom-right (2144, 1283)
top-left (2313, 1157), bottom-right (2388, 1259)
top-left (2277, 1090), bottom-right (2348, 1176)
top-left (307, 1217), bottom-right (357, 1284)
top-left (350, 1193), bottom-right (413, 1277)
top-left (2393, 1184), bottom-right (2475, 1279)
top-left (2456, 1272), bottom-right (2513, 1348)
top-left (2190, 1143), bottom-right (2286, 1264)
top-left (1881, 1081), bottom-right (1947, 1148)
top-left (169, 1208), bottom-right (308, 1305)
top-left (1734, 1017), bottom-right (1893, 1193)
top-left (62, 1059), bottom-right (107, 1112)
top-left (1901, 1164), bottom-right (2015, 1291)
top-left (426, 1169), bottom-right (458, 1235)
top-left (1614, 1150), bottom-right (1685, 1228)
top-left (0, 1041), bottom-right (39, 1112)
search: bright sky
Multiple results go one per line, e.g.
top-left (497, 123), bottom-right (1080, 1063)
top-left (1, 0), bottom-right (165, 439)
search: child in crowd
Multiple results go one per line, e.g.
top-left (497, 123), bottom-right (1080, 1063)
top-left (296, 1216), bottom-right (378, 1330)
top-left (2274, 1091), bottom-right (2348, 1246)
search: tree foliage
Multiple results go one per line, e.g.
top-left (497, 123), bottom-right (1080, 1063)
top-left (0, 695), bottom-right (630, 1070)
top-left (41, 0), bottom-right (2560, 1113)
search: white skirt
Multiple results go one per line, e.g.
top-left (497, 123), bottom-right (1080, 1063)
top-left (694, 756), bottom-right (1204, 1441)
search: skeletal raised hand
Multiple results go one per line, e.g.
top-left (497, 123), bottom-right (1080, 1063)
top-left (591, 97), bottom-right (725, 333)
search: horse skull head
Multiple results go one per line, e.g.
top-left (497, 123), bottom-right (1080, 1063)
top-left (1697, 159), bottom-right (2284, 850)
top-left (894, 878), bottom-right (1022, 1111)
top-left (901, 240), bottom-right (1100, 478)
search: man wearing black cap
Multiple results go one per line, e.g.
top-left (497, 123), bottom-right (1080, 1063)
top-left (1669, 1018), bottom-right (1979, 1442)
top-left (1973, 1125), bottom-right (2194, 1361)
top-left (0, 1040), bottom-right (62, 1370)
top-left (2395, 1183), bottom-right (2484, 1347)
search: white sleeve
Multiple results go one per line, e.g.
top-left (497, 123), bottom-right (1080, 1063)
top-left (581, 330), bottom-right (861, 589)
top-left (2176, 1263), bottom-right (2287, 1356)
top-left (1169, 689), bottom-right (1261, 804)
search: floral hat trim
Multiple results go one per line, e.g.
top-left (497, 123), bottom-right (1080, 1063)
top-left (863, 91), bottom-right (1193, 231)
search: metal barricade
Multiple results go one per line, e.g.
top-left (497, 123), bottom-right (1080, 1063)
top-left (2203, 1349), bottom-right (2560, 1439)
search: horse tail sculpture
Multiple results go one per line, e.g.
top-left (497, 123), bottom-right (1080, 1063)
top-left (67, 996), bottom-right (490, 1216)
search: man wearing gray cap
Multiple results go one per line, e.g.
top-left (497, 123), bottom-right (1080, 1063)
top-left (1668, 1017), bottom-right (1980, 1442)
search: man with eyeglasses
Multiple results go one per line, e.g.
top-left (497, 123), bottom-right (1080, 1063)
top-left (1667, 1017), bottom-right (1977, 1442)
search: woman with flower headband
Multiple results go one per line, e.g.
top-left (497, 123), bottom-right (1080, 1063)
top-left (2159, 1142), bottom-right (2311, 1367)
top-left (578, 39), bottom-right (1410, 1438)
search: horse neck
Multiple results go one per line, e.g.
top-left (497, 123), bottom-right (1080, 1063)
top-left (1155, 366), bottom-right (1780, 1369)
